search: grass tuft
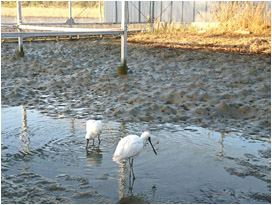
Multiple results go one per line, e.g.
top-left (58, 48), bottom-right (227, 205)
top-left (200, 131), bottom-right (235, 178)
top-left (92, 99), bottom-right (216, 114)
top-left (210, 2), bottom-right (271, 35)
top-left (150, 2), bottom-right (271, 36)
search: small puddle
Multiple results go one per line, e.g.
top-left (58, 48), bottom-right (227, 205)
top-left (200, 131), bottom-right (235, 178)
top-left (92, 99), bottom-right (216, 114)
top-left (1, 106), bottom-right (270, 203)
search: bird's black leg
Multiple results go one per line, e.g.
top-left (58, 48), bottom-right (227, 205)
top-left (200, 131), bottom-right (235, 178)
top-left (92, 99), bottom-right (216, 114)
top-left (128, 158), bottom-right (132, 179)
top-left (86, 139), bottom-right (89, 149)
top-left (98, 134), bottom-right (101, 145)
top-left (131, 158), bottom-right (136, 180)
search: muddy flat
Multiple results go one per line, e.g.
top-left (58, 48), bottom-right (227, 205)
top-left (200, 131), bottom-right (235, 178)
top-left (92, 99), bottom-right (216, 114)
top-left (1, 37), bottom-right (271, 203)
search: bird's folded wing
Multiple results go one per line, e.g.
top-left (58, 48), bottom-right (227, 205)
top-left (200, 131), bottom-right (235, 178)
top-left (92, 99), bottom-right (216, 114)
top-left (113, 135), bottom-right (143, 160)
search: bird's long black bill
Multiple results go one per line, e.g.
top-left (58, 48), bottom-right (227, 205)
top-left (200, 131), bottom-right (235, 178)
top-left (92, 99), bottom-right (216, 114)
top-left (148, 138), bottom-right (157, 155)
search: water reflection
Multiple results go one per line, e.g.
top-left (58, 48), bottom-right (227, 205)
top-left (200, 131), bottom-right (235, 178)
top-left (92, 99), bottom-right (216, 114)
top-left (19, 105), bottom-right (30, 154)
top-left (2, 106), bottom-right (270, 203)
top-left (119, 122), bottom-right (127, 138)
top-left (117, 176), bottom-right (150, 204)
top-left (118, 162), bottom-right (126, 199)
top-left (85, 147), bottom-right (103, 167)
top-left (70, 118), bottom-right (75, 136)
top-left (116, 161), bottom-right (150, 204)
top-left (117, 161), bottom-right (138, 204)
top-left (217, 131), bottom-right (225, 157)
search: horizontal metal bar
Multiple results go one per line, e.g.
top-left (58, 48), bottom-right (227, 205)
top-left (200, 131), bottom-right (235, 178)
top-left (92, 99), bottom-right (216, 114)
top-left (19, 25), bottom-right (124, 32)
top-left (1, 23), bottom-right (17, 25)
top-left (1, 22), bottom-right (149, 26)
top-left (1, 30), bottom-right (124, 38)
top-left (1, 25), bottom-right (17, 28)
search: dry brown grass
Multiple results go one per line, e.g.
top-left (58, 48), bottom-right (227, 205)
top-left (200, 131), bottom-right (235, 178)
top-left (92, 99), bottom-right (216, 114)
top-left (1, 6), bottom-right (103, 19)
top-left (128, 2), bottom-right (271, 55)
top-left (210, 2), bottom-right (271, 35)
top-left (151, 2), bottom-right (271, 36)
top-left (128, 32), bottom-right (271, 55)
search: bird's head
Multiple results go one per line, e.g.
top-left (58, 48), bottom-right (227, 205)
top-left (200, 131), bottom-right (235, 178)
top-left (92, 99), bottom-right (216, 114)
top-left (140, 131), bottom-right (150, 141)
top-left (141, 131), bottom-right (157, 155)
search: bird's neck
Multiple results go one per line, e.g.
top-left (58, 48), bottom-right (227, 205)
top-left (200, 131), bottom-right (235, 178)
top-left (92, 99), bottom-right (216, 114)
top-left (140, 136), bottom-right (148, 144)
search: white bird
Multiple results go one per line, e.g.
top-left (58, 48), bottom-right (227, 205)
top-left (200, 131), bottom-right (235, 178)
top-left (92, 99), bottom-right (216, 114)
top-left (85, 120), bottom-right (102, 149)
top-left (113, 131), bottom-right (157, 179)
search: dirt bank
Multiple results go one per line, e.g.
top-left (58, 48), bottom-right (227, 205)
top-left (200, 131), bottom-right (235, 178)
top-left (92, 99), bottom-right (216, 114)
top-left (128, 32), bottom-right (271, 55)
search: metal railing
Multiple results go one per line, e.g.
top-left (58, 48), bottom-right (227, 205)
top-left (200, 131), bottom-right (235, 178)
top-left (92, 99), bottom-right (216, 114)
top-left (1, 1), bottom-right (129, 69)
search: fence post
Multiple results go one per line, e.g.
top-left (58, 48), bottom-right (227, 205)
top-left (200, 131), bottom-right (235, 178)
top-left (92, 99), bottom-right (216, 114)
top-left (151, 1), bottom-right (154, 23)
top-left (160, 2), bottom-right (163, 21)
top-left (66, 1), bottom-right (75, 24)
top-left (16, 1), bottom-right (24, 57)
top-left (139, 1), bottom-right (141, 23)
top-left (193, 1), bottom-right (195, 22)
top-left (117, 0), bottom-right (128, 75)
top-left (99, 2), bottom-right (102, 23)
top-left (149, 1), bottom-right (154, 31)
top-left (170, 1), bottom-right (173, 23)
top-left (115, 1), bottom-right (118, 23)
top-left (69, 1), bottom-right (72, 19)
top-left (182, 1), bottom-right (184, 22)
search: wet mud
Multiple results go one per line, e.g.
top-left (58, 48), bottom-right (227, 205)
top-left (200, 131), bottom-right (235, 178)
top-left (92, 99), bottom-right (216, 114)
top-left (1, 37), bottom-right (271, 203)
top-left (1, 37), bottom-right (271, 139)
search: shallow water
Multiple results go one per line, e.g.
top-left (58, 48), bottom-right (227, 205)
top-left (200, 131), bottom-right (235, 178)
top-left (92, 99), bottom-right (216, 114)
top-left (1, 105), bottom-right (270, 203)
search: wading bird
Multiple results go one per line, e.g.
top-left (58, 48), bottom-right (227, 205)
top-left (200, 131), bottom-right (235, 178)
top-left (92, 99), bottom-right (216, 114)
top-left (85, 120), bottom-right (102, 149)
top-left (113, 131), bottom-right (157, 179)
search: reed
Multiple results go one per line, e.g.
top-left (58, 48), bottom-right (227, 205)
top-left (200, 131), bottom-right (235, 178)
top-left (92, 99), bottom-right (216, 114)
top-left (210, 1), bottom-right (271, 35)
top-left (151, 2), bottom-right (271, 35)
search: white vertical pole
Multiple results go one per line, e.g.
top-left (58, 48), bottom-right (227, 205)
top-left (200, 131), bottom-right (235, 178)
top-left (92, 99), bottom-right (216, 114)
top-left (115, 1), bottom-right (118, 23)
top-left (17, 1), bottom-right (24, 56)
top-left (121, 0), bottom-right (128, 67)
top-left (99, 2), bottom-right (102, 23)
top-left (69, 0), bottom-right (72, 19)
top-left (66, 0), bottom-right (74, 24)
top-left (17, 1), bottom-right (22, 25)
top-left (139, 1), bottom-right (141, 23)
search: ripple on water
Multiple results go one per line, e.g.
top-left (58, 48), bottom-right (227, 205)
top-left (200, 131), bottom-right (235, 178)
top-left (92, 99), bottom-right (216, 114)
top-left (1, 106), bottom-right (271, 204)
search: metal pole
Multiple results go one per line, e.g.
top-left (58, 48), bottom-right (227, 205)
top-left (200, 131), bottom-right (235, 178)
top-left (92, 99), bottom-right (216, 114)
top-left (69, 1), bottom-right (72, 19)
top-left (99, 2), bottom-right (102, 23)
top-left (193, 1), bottom-right (195, 22)
top-left (127, 2), bottom-right (129, 23)
top-left (118, 0), bottom-right (128, 75)
top-left (115, 1), bottom-right (118, 23)
top-left (139, 1), bottom-right (141, 23)
top-left (160, 2), bottom-right (162, 21)
top-left (121, 0), bottom-right (127, 66)
top-left (170, 1), bottom-right (173, 23)
top-left (149, 1), bottom-right (154, 31)
top-left (66, 1), bottom-right (74, 24)
top-left (17, 1), bottom-right (24, 57)
top-left (151, 1), bottom-right (154, 23)
top-left (182, 1), bottom-right (184, 22)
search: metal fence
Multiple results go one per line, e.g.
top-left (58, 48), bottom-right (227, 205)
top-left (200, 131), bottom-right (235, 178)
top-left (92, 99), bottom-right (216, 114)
top-left (104, 1), bottom-right (271, 24)
top-left (3, 1), bottom-right (270, 25)
top-left (1, 1), bottom-right (130, 68)
top-left (104, 1), bottom-right (213, 23)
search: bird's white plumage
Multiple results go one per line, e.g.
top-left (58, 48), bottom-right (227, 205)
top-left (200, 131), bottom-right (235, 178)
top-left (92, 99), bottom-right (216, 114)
top-left (85, 120), bottom-right (102, 140)
top-left (113, 132), bottom-right (150, 162)
top-left (113, 135), bottom-right (143, 162)
top-left (113, 131), bottom-right (156, 179)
